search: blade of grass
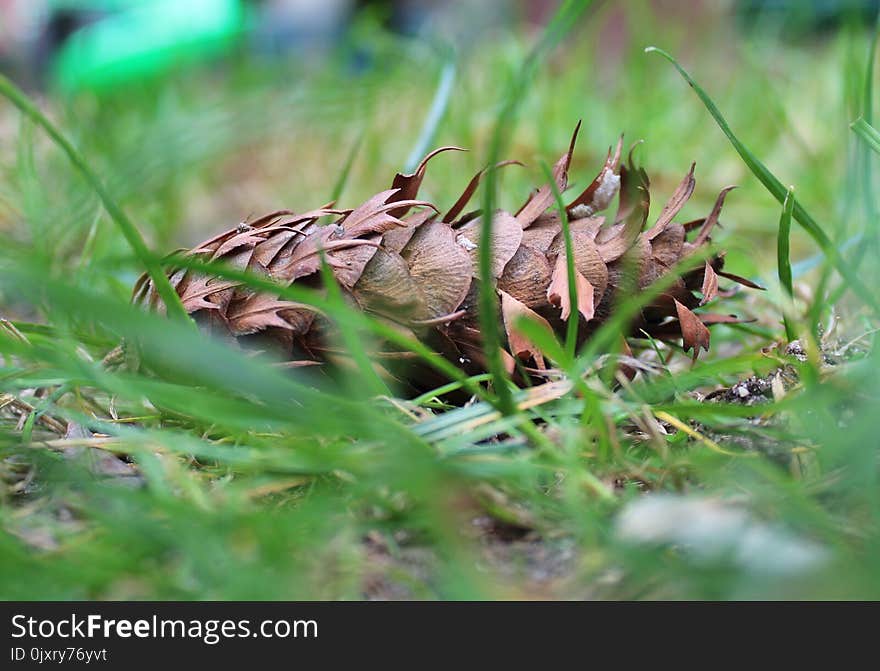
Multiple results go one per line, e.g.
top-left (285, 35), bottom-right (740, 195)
top-left (778, 186), bottom-right (797, 342)
top-left (819, 48), bottom-right (880, 312)
top-left (829, 26), bottom-right (880, 305)
top-left (646, 46), bottom-right (880, 316)
top-left (860, 21), bottom-right (878, 236)
top-left (411, 374), bottom-right (493, 407)
top-left (479, 0), bottom-right (595, 415)
top-left (829, 26), bottom-right (880, 298)
top-left (0, 72), bottom-right (190, 323)
top-left (329, 133), bottom-right (363, 206)
top-left (851, 116), bottom-right (880, 153)
top-left (404, 59), bottom-right (457, 173)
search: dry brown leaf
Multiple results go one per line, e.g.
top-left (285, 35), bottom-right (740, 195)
top-left (343, 189), bottom-right (437, 238)
top-left (610, 151), bottom-right (650, 228)
top-left (596, 160), bottom-right (650, 262)
top-left (547, 229), bottom-right (609, 298)
top-left (521, 212), bottom-right (563, 253)
top-left (674, 298), bottom-right (711, 356)
top-left (650, 223), bottom-right (686, 268)
top-left (382, 209), bottom-right (436, 255)
top-left (328, 235), bottom-right (381, 289)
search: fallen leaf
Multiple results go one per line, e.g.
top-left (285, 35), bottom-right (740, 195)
top-left (674, 298), bottom-right (711, 356)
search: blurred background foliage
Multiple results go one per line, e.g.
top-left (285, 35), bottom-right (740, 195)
top-left (0, 0), bottom-right (878, 599)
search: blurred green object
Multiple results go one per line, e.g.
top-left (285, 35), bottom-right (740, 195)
top-left (50, 0), bottom-right (246, 93)
top-left (736, 0), bottom-right (880, 31)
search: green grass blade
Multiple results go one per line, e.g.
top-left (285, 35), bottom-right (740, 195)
top-left (479, 0), bottom-right (595, 415)
top-left (864, 14), bottom-right (878, 126)
top-left (404, 59), bottom-right (457, 173)
top-left (329, 133), bottom-right (363, 205)
top-left (0, 73), bottom-right (190, 323)
top-left (851, 116), bottom-right (880, 154)
top-left (646, 46), bottom-right (880, 316)
top-left (411, 374), bottom-right (493, 407)
top-left (861, 22), bottom-right (878, 224)
top-left (778, 186), bottom-right (796, 342)
top-left (836, 25), bottom-right (880, 288)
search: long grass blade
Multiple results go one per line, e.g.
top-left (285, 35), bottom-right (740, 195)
top-left (329, 133), bottom-right (363, 205)
top-left (778, 187), bottom-right (796, 342)
top-left (479, 0), bottom-right (595, 415)
top-left (646, 46), bottom-right (879, 315)
top-left (851, 116), bottom-right (880, 154)
top-left (404, 60), bottom-right (457, 173)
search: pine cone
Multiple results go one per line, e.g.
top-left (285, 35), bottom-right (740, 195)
top-left (134, 125), bottom-right (754, 388)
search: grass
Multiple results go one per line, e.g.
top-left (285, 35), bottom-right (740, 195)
top-left (777, 186), bottom-right (797, 342)
top-left (0, 1), bottom-right (878, 599)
